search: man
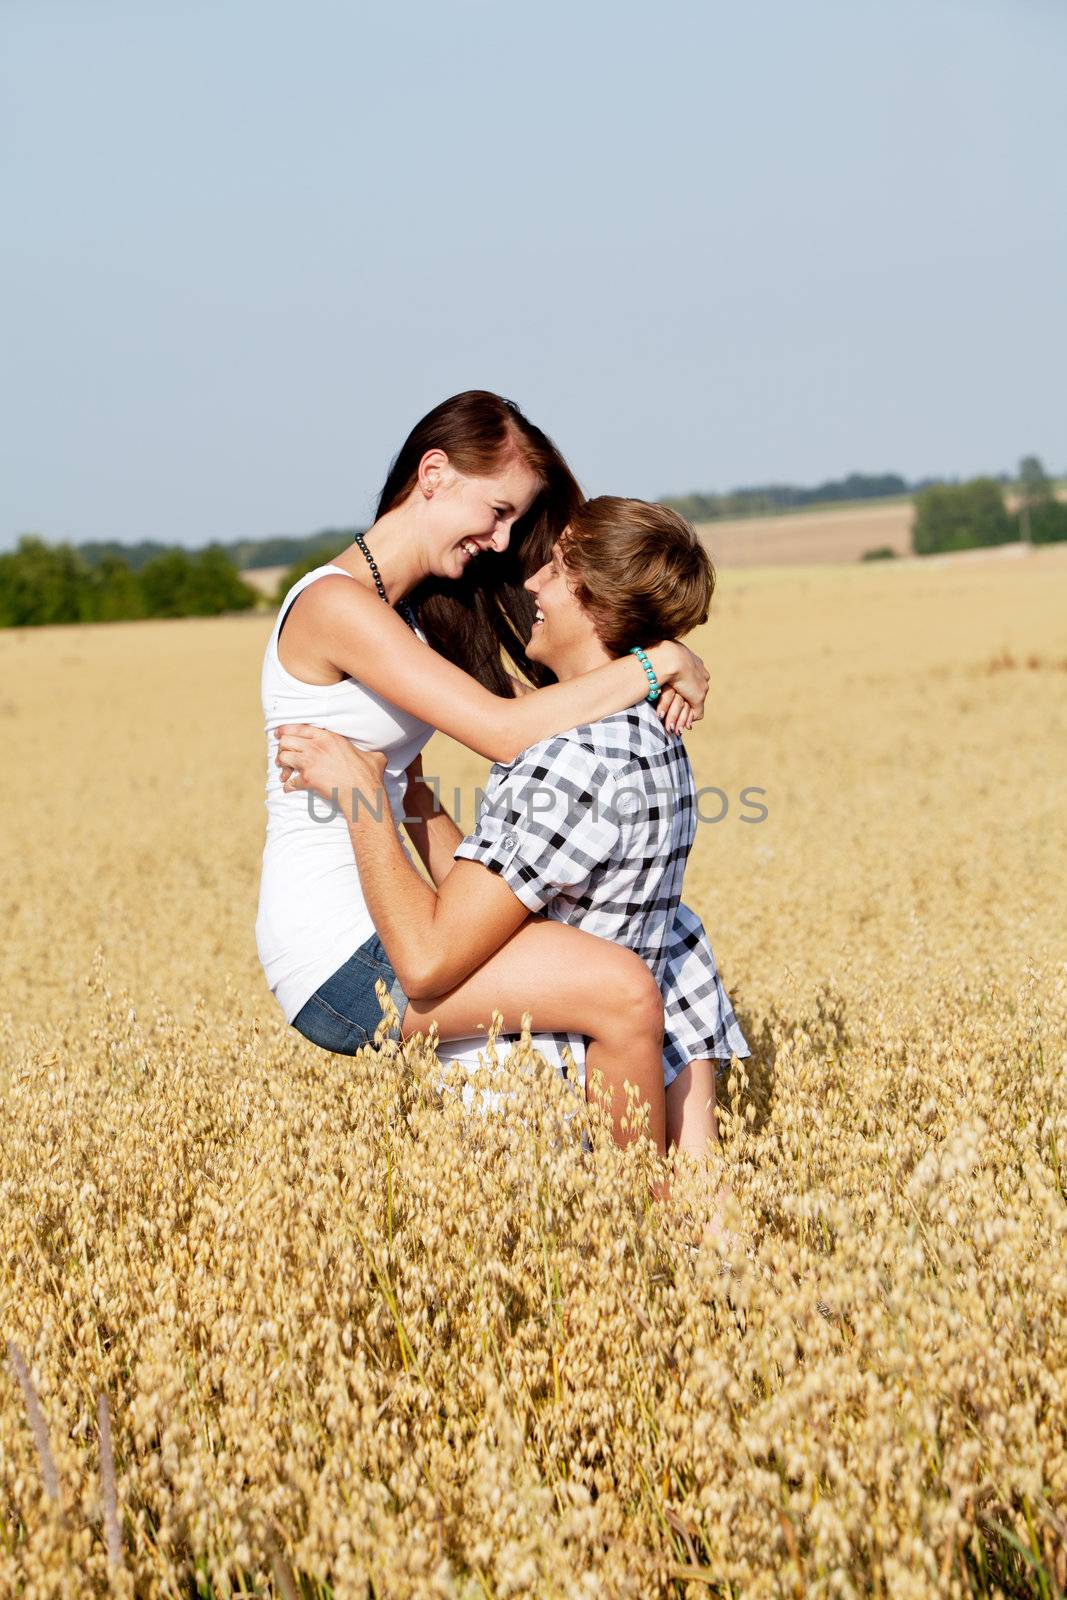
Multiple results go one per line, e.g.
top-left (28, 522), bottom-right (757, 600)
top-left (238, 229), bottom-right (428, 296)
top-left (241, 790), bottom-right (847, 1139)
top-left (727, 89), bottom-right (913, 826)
top-left (278, 496), bottom-right (749, 1168)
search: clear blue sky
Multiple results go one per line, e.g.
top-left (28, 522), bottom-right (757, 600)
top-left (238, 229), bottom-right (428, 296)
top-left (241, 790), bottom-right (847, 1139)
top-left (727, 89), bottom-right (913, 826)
top-left (3, 0), bottom-right (1065, 550)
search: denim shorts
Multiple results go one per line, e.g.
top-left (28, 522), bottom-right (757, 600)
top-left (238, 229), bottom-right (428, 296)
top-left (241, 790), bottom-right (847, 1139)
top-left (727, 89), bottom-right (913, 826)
top-left (291, 934), bottom-right (409, 1054)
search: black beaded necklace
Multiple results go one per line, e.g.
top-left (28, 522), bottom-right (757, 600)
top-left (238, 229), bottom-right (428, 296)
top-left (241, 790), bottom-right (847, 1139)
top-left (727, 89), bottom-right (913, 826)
top-left (353, 530), bottom-right (419, 630)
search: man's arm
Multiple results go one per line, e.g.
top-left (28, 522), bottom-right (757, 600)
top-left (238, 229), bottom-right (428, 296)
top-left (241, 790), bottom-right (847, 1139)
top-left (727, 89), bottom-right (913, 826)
top-left (400, 754), bottom-right (464, 887)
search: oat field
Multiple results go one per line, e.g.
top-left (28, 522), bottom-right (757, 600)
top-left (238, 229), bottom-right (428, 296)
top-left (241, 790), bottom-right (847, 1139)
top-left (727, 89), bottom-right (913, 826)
top-left (2, 548), bottom-right (1066, 1597)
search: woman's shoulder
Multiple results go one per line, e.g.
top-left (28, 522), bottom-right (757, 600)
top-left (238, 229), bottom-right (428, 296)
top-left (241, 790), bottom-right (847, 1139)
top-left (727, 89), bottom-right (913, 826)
top-left (280, 567), bottom-right (383, 631)
top-left (284, 565), bottom-right (361, 607)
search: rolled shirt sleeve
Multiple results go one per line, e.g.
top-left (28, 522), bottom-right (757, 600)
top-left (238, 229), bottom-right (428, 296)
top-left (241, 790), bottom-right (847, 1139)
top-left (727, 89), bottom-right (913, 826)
top-left (453, 736), bottom-right (622, 914)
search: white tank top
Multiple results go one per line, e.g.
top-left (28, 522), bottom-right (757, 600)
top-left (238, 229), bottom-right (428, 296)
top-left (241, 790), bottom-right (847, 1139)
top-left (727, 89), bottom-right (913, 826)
top-left (256, 564), bottom-right (435, 1022)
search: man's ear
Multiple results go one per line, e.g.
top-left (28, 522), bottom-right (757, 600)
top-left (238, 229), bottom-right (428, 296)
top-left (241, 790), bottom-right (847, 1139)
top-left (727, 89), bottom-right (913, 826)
top-left (417, 448), bottom-right (451, 499)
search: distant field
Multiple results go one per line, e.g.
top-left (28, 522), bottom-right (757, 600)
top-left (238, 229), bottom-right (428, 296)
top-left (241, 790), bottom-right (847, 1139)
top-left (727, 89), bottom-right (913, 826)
top-left (696, 498), bottom-right (915, 567)
top-left (241, 562), bottom-right (287, 598)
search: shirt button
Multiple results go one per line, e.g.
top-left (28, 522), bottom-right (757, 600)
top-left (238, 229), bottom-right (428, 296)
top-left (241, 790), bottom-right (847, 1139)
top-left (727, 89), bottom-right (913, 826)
top-left (500, 830), bottom-right (519, 850)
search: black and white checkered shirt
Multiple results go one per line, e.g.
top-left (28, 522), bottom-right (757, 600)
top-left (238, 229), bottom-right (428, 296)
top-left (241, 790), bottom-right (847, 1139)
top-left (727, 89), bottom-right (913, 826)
top-left (452, 701), bottom-right (749, 1085)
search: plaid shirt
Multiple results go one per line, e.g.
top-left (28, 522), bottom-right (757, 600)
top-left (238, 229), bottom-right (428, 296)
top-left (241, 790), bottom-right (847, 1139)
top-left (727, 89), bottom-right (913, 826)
top-left (451, 702), bottom-right (749, 1086)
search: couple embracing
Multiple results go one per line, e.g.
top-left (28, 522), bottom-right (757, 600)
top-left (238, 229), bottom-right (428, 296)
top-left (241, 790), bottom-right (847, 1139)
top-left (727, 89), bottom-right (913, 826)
top-left (256, 390), bottom-right (749, 1208)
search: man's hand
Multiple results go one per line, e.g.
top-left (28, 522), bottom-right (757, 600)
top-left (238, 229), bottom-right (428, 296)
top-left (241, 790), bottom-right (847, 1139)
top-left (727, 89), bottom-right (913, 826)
top-left (275, 723), bottom-right (387, 819)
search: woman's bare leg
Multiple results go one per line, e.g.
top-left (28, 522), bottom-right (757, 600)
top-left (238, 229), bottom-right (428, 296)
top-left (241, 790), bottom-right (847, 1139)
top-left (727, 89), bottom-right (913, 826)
top-left (399, 918), bottom-right (668, 1162)
top-left (666, 1059), bottom-right (733, 1245)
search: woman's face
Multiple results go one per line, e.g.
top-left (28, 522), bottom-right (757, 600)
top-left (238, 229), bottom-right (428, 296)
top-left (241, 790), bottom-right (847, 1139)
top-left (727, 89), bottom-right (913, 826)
top-left (421, 451), bottom-right (543, 581)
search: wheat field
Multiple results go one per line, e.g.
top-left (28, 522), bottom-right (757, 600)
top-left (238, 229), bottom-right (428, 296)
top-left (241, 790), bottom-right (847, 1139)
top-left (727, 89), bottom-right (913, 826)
top-left (2, 547), bottom-right (1066, 1597)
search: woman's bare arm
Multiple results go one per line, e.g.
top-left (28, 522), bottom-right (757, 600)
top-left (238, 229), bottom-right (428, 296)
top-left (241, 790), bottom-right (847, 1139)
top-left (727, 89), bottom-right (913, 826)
top-left (400, 755), bottom-right (464, 887)
top-left (296, 578), bottom-right (705, 764)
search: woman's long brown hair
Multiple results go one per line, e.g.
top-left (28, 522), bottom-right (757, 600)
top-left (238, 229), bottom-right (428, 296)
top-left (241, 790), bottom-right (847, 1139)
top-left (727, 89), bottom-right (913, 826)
top-left (375, 391), bottom-right (580, 692)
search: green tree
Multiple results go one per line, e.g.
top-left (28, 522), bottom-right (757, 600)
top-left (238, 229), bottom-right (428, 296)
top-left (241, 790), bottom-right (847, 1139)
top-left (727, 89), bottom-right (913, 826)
top-left (0, 536), bottom-right (256, 628)
top-left (912, 479), bottom-right (1016, 555)
top-left (1018, 454), bottom-right (1053, 506)
top-left (76, 539), bottom-right (173, 572)
top-left (140, 546), bottom-right (255, 617)
top-left (139, 550), bottom-right (196, 618)
top-left (0, 536), bottom-right (88, 626)
top-left (182, 545), bottom-right (257, 615)
top-left (1028, 498), bottom-right (1067, 544)
top-left (82, 554), bottom-right (146, 621)
top-left (1017, 454), bottom-right (1055, 546)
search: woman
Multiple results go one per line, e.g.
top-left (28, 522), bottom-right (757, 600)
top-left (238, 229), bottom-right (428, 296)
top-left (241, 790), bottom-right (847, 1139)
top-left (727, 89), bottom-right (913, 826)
top-left (257, 391), bottom-right (710, 1164)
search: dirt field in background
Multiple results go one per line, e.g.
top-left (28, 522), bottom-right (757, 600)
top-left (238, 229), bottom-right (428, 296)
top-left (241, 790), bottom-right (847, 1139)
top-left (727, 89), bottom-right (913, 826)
top-left (241, 562), bottom-right (288, 597)
top-left (695, 499), bottom-right (914, 567)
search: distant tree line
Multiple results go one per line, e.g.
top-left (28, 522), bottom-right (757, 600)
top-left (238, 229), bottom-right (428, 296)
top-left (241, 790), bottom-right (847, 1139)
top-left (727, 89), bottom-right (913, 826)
top-left (913, 456), bottom-right (1067, 555)
top-left (6, 459), bottom-right (1063, 627)
top-left (0, 538), bottom-right (256, 628)
top-left (273, 539), bottom-right (356, 602)
top-left (0, 526), bottom-right (363, 629)
top-left (74, 527), bottom-right (363, 574)
top-left (230, 528), bottom-right (364, 572)
top-left (664, 471), bottom-right (919, 522)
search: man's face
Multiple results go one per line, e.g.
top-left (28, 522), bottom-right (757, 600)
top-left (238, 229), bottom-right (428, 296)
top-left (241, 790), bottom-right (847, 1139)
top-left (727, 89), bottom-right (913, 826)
top-left (523, 537), bottom-right (596, 672)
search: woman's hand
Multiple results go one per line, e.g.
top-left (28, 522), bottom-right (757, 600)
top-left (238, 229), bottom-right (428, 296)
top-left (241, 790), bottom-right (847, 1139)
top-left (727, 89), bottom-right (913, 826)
top-left (656, 687), bottom-right (697, 735)
top-left (656, 642), bottom-right (710, 726)
top-left (275, 723), bottom-right (388, 820)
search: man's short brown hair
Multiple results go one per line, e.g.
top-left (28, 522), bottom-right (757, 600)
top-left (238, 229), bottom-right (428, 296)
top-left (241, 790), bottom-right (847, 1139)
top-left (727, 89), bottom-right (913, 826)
top-left (558, 496), bottom-right (714, 655)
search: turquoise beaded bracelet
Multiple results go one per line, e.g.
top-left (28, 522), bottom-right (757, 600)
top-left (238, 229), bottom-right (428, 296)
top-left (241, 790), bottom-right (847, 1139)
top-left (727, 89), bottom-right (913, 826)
top-left (629, 645), bottom-right (661, 702)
